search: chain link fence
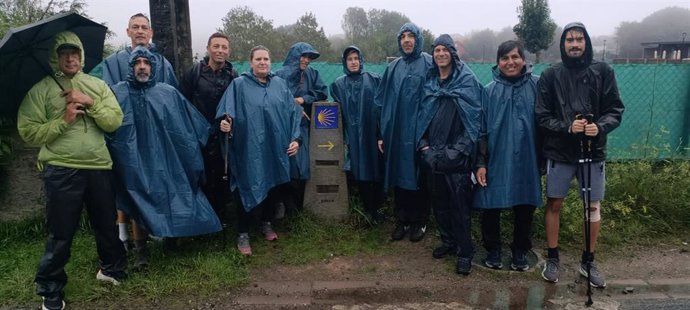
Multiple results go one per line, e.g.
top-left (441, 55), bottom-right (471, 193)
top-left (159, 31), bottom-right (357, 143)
top-left (233, 62), bottom-right (690, 160)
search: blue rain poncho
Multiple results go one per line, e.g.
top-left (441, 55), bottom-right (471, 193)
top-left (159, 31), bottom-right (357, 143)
top-left (473, 65), bottom-right (542, 209)
top-left (375, 23), bottom-right (433, 190)
top-left (275, 42), bottom-right (328, 180)
top-left (91, 43), bottom-right (178, 88)
top-left (215, 71), bottom-right (302, 210)
top-left (416, 34), bottom-right (482, 173)
top-left (107, 46), bottom-right (221, 237)
top-left (330, 46), bottom-right (383, 181)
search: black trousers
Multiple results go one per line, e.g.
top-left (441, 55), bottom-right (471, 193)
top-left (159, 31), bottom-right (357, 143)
top-left (234, 187), bottom-right (279, 234)
top-left (201, 140), bottom-right (231, 224)
top-left (349, 179), bottom-right (385, 216)
top-left (35, 166), bottom-right (127, 298)
top-left (480, 204), bottom-right (536, 253)
top-left (428, 172), bottom-right (474, 257)
top-left (393, 182), bottom-right (430, 225)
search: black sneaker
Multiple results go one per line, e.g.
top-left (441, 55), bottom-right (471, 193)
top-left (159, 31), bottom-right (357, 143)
top-left (408, 224), bottom-right (426, 242)
top-left (42, 294), bottom-right (65, 310)
top-left (511, 250), bottom-right (529, 271)
top-left (432, 244), bottom-right (456, 259)
top-left (391, 222), bottom-right (409, 241)
top-left (484, 249), bottom-right (503, 269)
top-left (456, 256), bottom-right (473, 275)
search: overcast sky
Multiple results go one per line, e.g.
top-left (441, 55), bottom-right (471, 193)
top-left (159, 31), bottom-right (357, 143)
top-left (87, 0), bottom-right (690, 55)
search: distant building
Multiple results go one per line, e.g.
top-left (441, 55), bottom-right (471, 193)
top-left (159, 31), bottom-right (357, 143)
top-left (641, 40), bottom-right (689, 60)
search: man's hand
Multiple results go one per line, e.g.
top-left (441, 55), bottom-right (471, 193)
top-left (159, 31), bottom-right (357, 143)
top-left (220, 117), bottom-right (233, 133)
top-left (294, 97), bottom-right (305, 105)
top-left (476, 167), bottom-right (488, 187)
top-left (377, 139), bottom-right (384, 153)
top-left (63, 101), bottom-right (85, 124)
top-left (62, 89), bottom-right (94, 108)
top-left (570, 118), bottom-right (587, 134)
top-left (584, 123), bottom-right (599, 137)
top-left (287, 141), bottom-right (299, 156)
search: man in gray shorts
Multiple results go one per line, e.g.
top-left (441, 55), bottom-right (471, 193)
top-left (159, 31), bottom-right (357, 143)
top-left (535, 22), bottom-right (624, 288)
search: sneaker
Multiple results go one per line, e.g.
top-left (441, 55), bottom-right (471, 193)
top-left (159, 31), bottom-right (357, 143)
top-left (408, 224), bottom-right (427, 242)
top-left (456, 256), bottom-right (473, 275)
top-left (580, 261), bottom-right (607, 288)
top-left (96, 269), bottom-right (124, 285)
top-left (511, 250), bottom-right (529, 271)
top-left (261, 222), bottom-right (278, 241)
top-left (542, 257), bottom-right (560, 283)
top-left (391, 222), bottom-right (409, 241)
top-left (484, 249), bottom-right (503, 269)
top-left (432, 244), bottom-right (456, 259)
top-left (237, 233), bottom-right (252, 256)
top-left (42, 295), bottom-right (65, 310)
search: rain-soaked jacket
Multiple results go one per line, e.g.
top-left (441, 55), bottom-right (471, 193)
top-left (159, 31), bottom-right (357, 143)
top-left (215, 70), bottom-right (302, 210)
top-left (535, 22), bottom-right (624, 163)
top-left (473, 65), bottom-right (541, 209)
top-left (107, 46), bottom-right (221, 237)
top-left (275, 42), bottom-right (328, 180)
top-left (416, 34), bottom-right (482, 175)
top-left (91, 42), bottom-right (179, 88)
top-left (330, 46), bottom-right (383, 181)
top-left (17, 31), bottom-right (123, 171)
top-left (376, 23), bottom-right (433, 190)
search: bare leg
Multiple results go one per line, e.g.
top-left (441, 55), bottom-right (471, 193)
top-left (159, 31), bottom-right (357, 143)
top-left (545, 197), bottom-right (563, 248)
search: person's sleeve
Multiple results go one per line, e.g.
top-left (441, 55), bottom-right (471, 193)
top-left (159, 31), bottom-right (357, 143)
top-left (596, 64), bottom-right (625, 135)
top-left (178, 91), bottom-right (210, 147)
top-left (163, 59), bottom-right (180, 89)
top-left (179, 66), bottom-right (195, 102)
top-left (16, 86), bottom-right (69, 146)
top-left (374, 69), bottom-right (389, 140)
top-left (88, 83), bottom-right (123, 133)
top-left (535, 71), bottom-right (569, 133)
top-left (302, 70), bottom-right (328, 104)
top-left (475, 88), bottom-right (489, 168)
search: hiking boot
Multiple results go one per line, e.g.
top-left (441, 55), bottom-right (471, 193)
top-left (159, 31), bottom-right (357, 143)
top-left (511, 250), bottom-right (529, 271)
top-left (237, 233), bottom-right (252, 256)
top-left (408, 224), bottom-right (427, 242)
top-left (391, 222), bottom-right (409, 241)
top-left (274, 202), bottom-right (286, 220)
top-left (133, 240), bottom-right (149, 272)
top-left (432, 244), bottom-right (456, 259)
top-left (261, 222), bottom-right (278, 241)
top-left (42, 294), bottom-right (65, 310)
top-left (580, 261), bottom-right (607, 288)
top-left (96, 269), bottom-right (126, 285)
top-left (542, 257), bottom-right (560, 283)
top-left (484, 249), bottom-right (503, 269)
top-left (456, 256), bottom-right (473, 275)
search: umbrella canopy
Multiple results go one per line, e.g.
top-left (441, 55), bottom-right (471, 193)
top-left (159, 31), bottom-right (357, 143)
top-left (0, 12), bottom-right (107, 118)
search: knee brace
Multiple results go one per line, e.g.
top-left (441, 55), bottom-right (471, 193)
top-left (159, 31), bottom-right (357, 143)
top-left (588, 201), bottom-right (601, 222)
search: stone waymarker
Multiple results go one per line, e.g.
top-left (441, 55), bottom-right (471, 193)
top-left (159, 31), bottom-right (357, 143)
top-left (304, 102), bottom-right (349, 220)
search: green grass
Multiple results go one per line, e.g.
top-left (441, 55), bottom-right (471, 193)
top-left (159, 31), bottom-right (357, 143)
top-left (2, 160), bottom-right (689, 307)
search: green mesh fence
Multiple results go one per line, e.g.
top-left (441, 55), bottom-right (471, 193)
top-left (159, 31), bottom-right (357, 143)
top-left (233, 62), bottom-right (690, 160)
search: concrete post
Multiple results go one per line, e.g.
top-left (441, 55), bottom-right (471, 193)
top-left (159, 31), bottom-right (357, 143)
top-left (148, 0), bottom-right (192, 78)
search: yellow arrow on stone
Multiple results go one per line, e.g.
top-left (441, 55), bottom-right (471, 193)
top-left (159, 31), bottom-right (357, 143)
top-left (317, 141), bottom-right (335, 150)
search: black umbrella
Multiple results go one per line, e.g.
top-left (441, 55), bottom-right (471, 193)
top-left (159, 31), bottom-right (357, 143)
top-left (0, 12), bottom-right (107, 118)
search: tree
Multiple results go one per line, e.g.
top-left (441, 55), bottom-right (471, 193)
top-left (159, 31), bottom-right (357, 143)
top-left (219, 6), bottom-right (276, 61)
top-left (292, 12), bottom-right (332, 61)
top-left (615, 7), bottom-right (690, 58)
top-left (341, 7), bottom-right (368, 45)
top-left (513, 0), bottom-right (556, 63)
top-left (1, 0), bottom-right (88, 38)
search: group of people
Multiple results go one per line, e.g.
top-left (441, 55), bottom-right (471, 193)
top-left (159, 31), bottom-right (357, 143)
top-left (16, 12), bottom-right (624, 310)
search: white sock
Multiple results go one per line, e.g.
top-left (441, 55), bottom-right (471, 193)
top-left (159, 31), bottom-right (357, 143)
top-left (118, 223), bottom-right (128, 242)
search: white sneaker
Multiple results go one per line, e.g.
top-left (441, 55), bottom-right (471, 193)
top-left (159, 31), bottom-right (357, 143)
top-left (96, 269), bottom-right (121, 285)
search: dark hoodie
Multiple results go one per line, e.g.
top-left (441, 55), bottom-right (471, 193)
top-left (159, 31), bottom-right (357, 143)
top-left (535, 22), bottom-right (625, 163)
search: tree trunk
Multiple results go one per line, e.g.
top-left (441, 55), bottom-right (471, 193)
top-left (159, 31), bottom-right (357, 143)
top-left (535, 50), bottom-right (541, 64)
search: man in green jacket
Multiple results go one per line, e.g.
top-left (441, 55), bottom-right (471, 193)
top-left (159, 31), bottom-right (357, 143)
top-left (17, 31), bottom-right (127, 310)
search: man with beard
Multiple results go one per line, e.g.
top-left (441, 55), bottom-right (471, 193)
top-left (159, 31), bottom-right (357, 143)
top-left (106, 47), bottom-right (222, 269)
top-left (180, 33), bottom-right (238, 227)
top-left (536, 22), bottom-right (624, 288)
top-left (375, 23), bottom-right (433, 242)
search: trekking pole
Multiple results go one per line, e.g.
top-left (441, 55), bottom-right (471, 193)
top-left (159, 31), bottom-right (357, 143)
top-left (576, 113), bottom-right (595, 306)
top-left (222, 115), bottom-right (232, 181)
